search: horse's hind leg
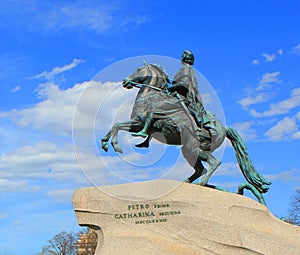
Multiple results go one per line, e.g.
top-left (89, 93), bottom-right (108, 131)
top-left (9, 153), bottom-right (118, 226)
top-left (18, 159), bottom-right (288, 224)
top-left (185, 157), bottom-right (206, 183)
top-left (181, 132), bottom-right (220, 185)
top-left (198, 154), bottom-right (221, 186)
top-left (181, 144), bottom-right (206, 183)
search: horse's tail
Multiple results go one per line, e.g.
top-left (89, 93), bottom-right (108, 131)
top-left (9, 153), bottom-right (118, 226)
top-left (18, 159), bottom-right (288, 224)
top-left (226, 127), bottom-right (271, 194)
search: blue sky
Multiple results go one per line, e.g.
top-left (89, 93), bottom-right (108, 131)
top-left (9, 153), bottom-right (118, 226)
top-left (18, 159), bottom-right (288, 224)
top-left (1, 0), bottom-right (300, 254)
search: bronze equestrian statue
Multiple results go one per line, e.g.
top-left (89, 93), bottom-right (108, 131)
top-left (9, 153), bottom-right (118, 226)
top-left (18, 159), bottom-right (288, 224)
top-left (101, 51), bottom-right (271, 204)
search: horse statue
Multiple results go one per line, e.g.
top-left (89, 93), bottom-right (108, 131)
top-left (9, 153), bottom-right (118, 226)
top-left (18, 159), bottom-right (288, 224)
top-left (101, 63), bottom-right (271, 203)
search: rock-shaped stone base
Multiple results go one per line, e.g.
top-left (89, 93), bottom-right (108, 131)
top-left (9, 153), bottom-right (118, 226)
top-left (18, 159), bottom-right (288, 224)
top-left (72, 180), bottom-right (300, 255)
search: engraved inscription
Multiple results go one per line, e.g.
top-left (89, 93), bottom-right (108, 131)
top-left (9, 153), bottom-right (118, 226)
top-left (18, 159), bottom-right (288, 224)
top-left (114, 203), bottom-right (181, 225)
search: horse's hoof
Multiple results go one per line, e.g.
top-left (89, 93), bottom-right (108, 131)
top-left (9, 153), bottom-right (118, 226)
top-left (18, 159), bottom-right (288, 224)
top-left (184, 179), bottom-right (191, 184)
top-left (115, 147), bottom-right (123, 154)
top-left (101, 140), bottom-right (109, 152)
top-left (102, 145), bottom-right (108, 152)
top-left (198, 179), bottom-right (207, 186)
top-left (111, 143), bottom-right (123, 154)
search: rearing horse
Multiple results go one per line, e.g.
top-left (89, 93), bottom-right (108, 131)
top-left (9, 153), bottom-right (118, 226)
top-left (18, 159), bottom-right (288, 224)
top-left (101, 63), bottom-right (271, 195)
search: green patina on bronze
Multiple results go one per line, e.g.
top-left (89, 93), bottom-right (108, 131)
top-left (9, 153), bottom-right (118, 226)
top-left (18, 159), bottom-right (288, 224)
top-left (101, 51), bottom-right (271, 205)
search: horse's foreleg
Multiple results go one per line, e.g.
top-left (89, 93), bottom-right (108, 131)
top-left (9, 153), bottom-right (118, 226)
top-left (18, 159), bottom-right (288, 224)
top-left (110, 119), bottom-right (142, 153)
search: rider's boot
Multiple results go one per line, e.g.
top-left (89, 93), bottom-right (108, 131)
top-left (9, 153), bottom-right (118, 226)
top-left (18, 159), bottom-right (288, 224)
top-left (135, 136), bottom-right (151, 148)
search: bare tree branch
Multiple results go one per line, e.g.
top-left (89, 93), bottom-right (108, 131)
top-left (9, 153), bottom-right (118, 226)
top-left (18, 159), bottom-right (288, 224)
top-left (288, 189), bottom-right (300, 226)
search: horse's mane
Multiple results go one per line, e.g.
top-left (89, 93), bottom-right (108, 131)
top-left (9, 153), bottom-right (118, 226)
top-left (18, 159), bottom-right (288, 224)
top-left (149, 63), bottom-right (170, 84)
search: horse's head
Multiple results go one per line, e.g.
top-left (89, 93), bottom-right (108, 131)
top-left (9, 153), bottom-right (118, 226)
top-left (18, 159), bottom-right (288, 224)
top-left (122, 63), bottom-right (170, 90)
top-left (122, 65), bottom-right (148, 89)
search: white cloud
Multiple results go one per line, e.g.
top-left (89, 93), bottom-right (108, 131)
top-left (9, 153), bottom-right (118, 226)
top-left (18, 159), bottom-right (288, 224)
top-left (57, 4), bottom-right (114, 32)
top-left (0, 2), bottom-right (113, 33)
top-left (215, 162), bottom-right (240, 176)
top-left (47, 3), bottom-right (147, 33)
top-left (47, 189), bottom-right (75, 203)
top-left (231, 121), bottom-right (258, 141)
top-left (0, 212), bottom-right (8, 219)
top-left (0, 142), bottom-right (83, 182)
top-left (265, 116), bottom-right (298, 141)
top-left (265, 169), bottom-right (300, 182)
top-left (0, 139), bottom-right (130, 193)
top-left (0, 179), bottom-right (37, 193)
top-left (252, 49), bottom-right (283, 67)
top-left (4, 82), bottom-right (81, 135)
top-left (262, 53), bottom-right (276, 62)
top-left (119, 14), bottom-right (147, 30)
top-left (250, 87), bottom-right (300, 117)
top-left (0, 140), bottom-right (148, 196)
top-left (11, 86), bottom-right (21, 93)
top-left (0, 140), bottom-right (182, 193)
top-left (33, 59), bottom-right (83, 80)
top-left (291, 43), bottom-right (300, 55)
top-left (0, 1), bottom-right (147, 34)
top-left (239, 93), bottom-right (270, 109)
top-left (2, 80), bottom-right (134, 136)
top-left (292, 131), bottom-right (300, 140)
top-left (258, 71), bottom-right (281, 89)
top-left (239, 72), bottom-right (280, 110)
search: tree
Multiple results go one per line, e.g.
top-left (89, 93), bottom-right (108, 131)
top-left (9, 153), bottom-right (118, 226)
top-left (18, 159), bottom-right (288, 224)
top-left (75, 228), bottom-right (98, 255)
top-left (288, 189), bottom-right (300, 226)
top-left (40, 228), bottom-right (98, 255)
top-left (42, 231), bottom-right (79, 255)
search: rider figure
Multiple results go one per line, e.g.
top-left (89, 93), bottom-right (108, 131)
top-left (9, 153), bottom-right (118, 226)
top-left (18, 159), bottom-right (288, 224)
top-left (168, 50), bottom-right (206, 129)
top-left (134, 50), bottom-right (208, 145)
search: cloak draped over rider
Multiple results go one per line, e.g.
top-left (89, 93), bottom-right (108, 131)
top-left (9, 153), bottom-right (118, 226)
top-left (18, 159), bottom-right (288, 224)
top-left (168, 50), bottom-right (208, 130)
top-left (170, 53), bottom-right (203, 105)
